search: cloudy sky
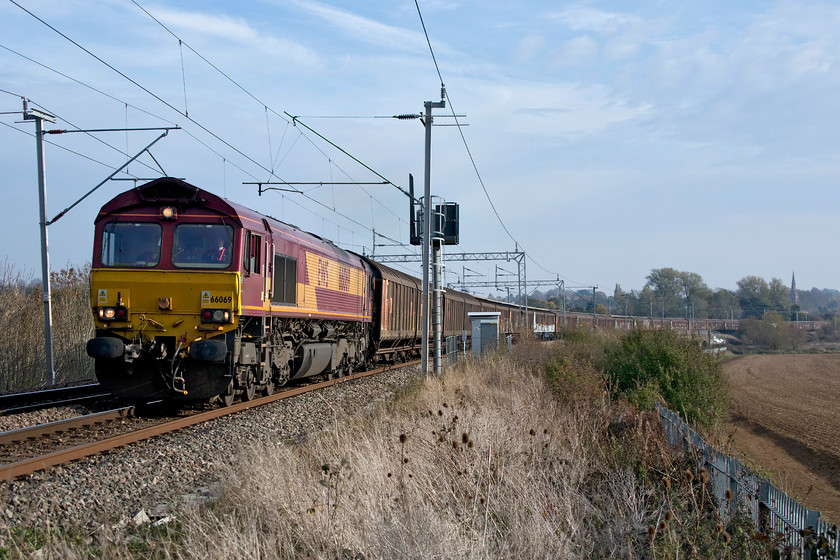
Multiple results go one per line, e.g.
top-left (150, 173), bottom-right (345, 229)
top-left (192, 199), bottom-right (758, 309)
top-left (1, 0), bottom-right (838, 296)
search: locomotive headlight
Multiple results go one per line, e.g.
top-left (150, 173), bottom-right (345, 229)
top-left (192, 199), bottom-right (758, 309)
top-left (98, 306), bottom-right (128, 322)
top-left (200, 308), bottom-right (232, 324)
top-left (160, 206), bottom-right (177, 220)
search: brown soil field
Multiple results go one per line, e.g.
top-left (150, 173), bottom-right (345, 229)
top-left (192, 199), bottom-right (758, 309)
top-left (724, 353), bottom-right (840, 524)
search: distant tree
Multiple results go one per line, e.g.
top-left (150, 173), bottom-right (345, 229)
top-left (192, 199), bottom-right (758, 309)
top-left (645, 268), bottom-right (711, 318)
top-left (678, 271), bottom-right (710, 318)
top-left (613, 283), bottom-right (625, 300)
top-left (736, 275), bottom-right (769, 318)
top-left (736, 276), bottom-right (791, 318)
top-left (767, 277), bottom-right (791, 316)
top-left (646, 267), bottom-right (683, 317)
top-left (708, 288), bottom-right (741, 320)
top-left (638, 285), bottom-right (657, 317)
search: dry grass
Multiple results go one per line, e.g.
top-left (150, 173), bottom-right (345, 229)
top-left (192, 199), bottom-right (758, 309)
top-left (0, 262), bottom-right (93, 391)
top-left (159, 350), bottom-right (668, 559)
top-left (3, 337), bottom-right (773, 558)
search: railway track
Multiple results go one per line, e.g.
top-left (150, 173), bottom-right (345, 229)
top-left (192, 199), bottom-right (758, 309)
top-left (0, 383), bottom-right (110, 416)
top-left (0, 361), bottom-right (415, 481)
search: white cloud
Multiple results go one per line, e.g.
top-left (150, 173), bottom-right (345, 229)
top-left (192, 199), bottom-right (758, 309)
top-left (551, 5), bottom-right (641, 35)
top-left (147, 6), bottom-right (322, 67)
top-left (285, 0), bottom-right (433, 54)
top-left (602, 37), bottom-right (639, 60)
top-left (514, 31), bottom-right (546, 64)
top-left (548, 35), bottom-right (599, 69)
top-left (467, 78), bottom-right (650, 138)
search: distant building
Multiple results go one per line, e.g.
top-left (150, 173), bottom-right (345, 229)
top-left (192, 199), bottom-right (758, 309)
top-left (790, 271), bottom-right (799, 306)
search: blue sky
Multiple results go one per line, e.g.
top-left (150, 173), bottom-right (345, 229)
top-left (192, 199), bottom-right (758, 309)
top-left (1, 0), bottom-right (838, 296)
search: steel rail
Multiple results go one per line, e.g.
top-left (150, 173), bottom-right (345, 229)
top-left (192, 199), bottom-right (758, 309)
top-left (0, 361), bottom-right (417, 481)
top-left (0, 383), bottom-right (101, 410)
top-left (0, 394), bottom-right (113, 416)
top-left (0, 407), bottom-right (134, 446)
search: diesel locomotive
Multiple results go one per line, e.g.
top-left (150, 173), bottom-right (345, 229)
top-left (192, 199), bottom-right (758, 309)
top-left (85, 177), bottom-right (557, 405)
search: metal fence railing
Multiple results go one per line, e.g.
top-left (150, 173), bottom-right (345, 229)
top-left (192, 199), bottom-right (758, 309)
top-left (657, 405), bottom-right (838, 558)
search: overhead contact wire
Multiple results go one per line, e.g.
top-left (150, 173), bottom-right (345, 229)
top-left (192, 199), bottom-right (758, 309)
top-left (414, 0), bottom-right (570, 281)
top-left (129, 0), bottom-right (413, 246)
top-left (11, 0), bottom-right (414, 254)
top-left (8, 0), bottom-right (293, 192)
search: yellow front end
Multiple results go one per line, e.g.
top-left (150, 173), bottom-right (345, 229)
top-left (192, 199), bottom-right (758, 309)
top-left (91, 268), bottom-right (240, 340)
top-left (88, 269), bottom-right (241, 400)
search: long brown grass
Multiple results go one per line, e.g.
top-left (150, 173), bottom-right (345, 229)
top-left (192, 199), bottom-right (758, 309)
top-left (2, 337), bottom-right (772, 558)
top-left (0, 261), bottom-right (93, 392)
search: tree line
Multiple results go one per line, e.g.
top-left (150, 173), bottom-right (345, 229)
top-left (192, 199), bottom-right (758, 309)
top-left (527, 267), bottom-right (840, 321)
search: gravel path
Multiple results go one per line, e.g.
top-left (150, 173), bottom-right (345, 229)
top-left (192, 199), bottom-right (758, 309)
top-left (0, 365), bottom-right (420, 532)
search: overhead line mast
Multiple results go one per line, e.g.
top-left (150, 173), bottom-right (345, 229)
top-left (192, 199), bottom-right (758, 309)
top-left (23, 100), bottom-right (56, 386)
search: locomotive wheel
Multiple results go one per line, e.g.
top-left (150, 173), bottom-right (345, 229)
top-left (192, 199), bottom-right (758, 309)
top-left (263, 379), bottom-right (275, 396)
top-left (220, 381), bottom-right (235, 407)
top-left (243, 379), bottom-right (257, 401)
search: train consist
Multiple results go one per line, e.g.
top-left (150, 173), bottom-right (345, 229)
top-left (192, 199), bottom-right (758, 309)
top-left (559, 313), bottom-right (737, 333)
top-left (85, 178), bottom-right (738, 404)
top-left (84, 177), bottom-right (554, 404)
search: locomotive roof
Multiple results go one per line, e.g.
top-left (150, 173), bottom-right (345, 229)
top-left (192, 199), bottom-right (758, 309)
top-left (97, 177), bottom-right (365, 268)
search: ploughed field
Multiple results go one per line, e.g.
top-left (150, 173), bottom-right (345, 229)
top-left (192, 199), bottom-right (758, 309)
top-left (724, 353), bottom-right (840, 523)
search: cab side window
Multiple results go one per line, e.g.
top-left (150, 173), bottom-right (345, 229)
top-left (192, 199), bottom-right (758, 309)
top-left (244, 232), bottom-right (262, 275)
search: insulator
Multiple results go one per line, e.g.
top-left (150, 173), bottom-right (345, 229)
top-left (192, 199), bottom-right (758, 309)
top-left (395, 114), bottom-right (419, 120)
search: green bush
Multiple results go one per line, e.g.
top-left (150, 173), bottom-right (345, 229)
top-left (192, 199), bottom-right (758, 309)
top-left (605, 329), bottom-right (728, 430)
top-left (739, 312), bottom-right (806, 351)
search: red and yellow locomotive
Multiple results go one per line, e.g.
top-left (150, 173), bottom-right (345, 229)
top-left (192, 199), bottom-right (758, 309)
top-left (86, 177), bottom-right (376, 404)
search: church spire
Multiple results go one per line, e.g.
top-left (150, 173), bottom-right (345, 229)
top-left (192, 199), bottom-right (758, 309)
top-left (790, 271), bottom-right (798, 306)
